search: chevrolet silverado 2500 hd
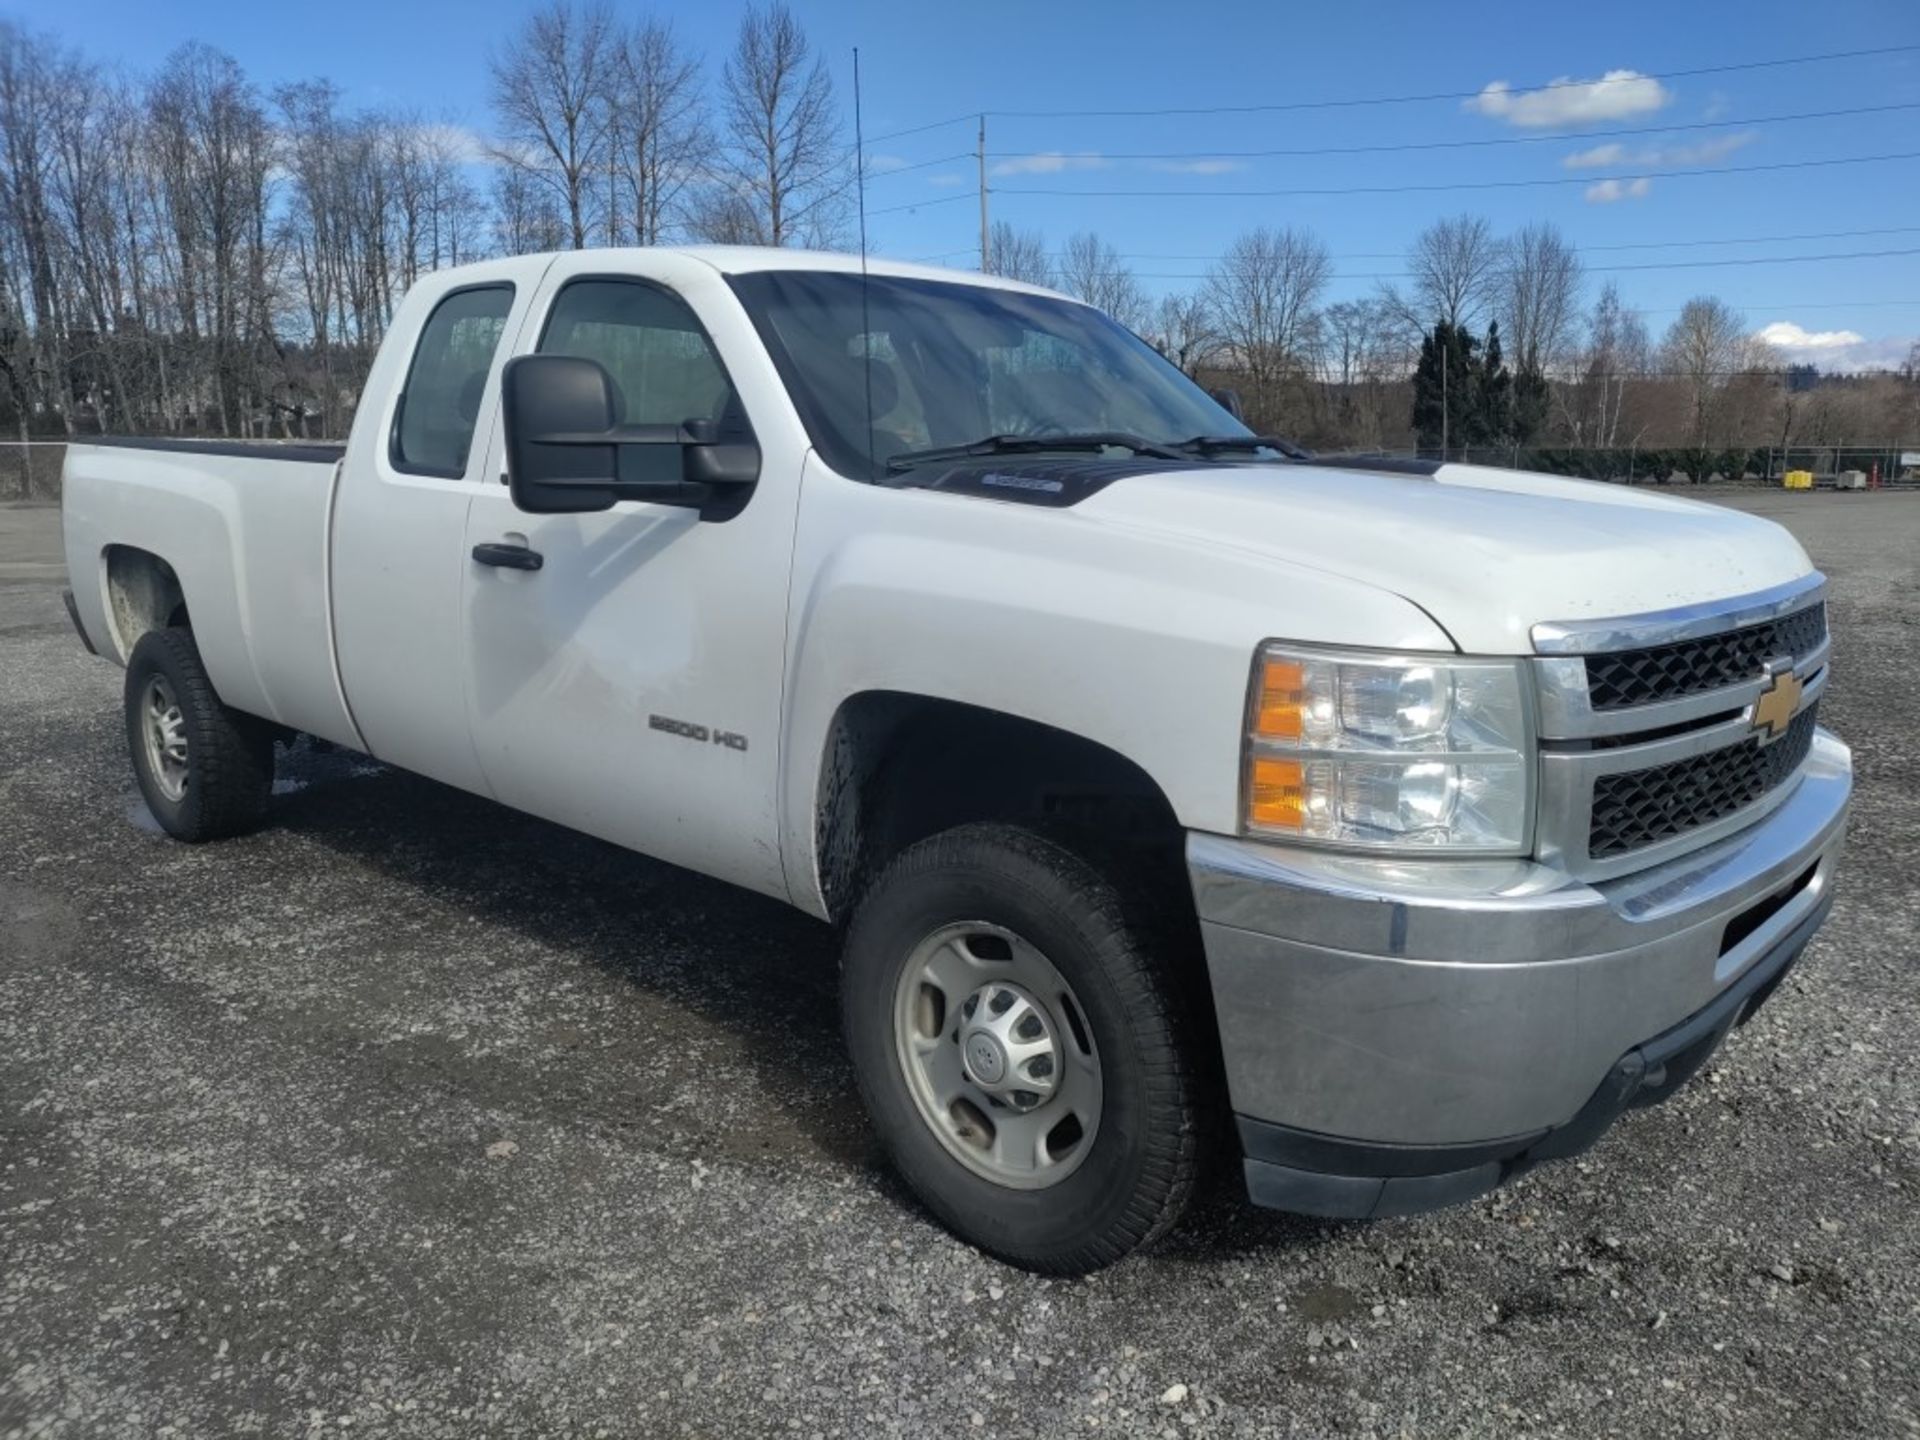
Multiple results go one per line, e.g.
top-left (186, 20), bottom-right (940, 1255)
top-left (59, 248), bottom-right (1850, 1274)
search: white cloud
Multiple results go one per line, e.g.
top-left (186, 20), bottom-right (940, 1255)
top-left (1467, 69), bottom-right (1672, 128)
top-left (1141, 158), bottom-right (1246, 175)
top-left (1756, 321), bottom-right (1917, 370)
top-left (1566, 133), bottom-right (1754, 169)
top-left (1584, 176), bottom-right (1652, 203)
top-left (1564, 142), bottom-right (1628, 169)
top-left (1758, 321), bottom-right (1864, 351)
top-left (866, 153), bottom-right (910, 174)
top-left (926, 172), bottom-right (966, 188)
top-left (989, 151), bottom-right (1108, 178)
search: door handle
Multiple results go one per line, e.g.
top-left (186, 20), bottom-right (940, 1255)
top-left (471, 542), bottom-right (544, 572)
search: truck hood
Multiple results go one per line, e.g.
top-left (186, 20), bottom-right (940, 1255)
top-left (1073, 460), bottom-right (1815, 653)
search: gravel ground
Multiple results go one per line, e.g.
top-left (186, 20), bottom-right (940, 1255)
top-left (2, 492), bottom-right (1917, 1438)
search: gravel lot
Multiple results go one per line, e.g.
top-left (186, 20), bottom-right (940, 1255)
top-left (2, 491), bottom-right (1917, 1438)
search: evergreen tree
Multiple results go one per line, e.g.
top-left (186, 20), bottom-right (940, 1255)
top-left (1412, 327), bottom-right (1444, 452)
top-left (1411, 320), bottom-right (1482, 455)
top-left (1511, 363), bottom-right (1550, 445)
top-left (1478, 321), bottom-right (1512, 446)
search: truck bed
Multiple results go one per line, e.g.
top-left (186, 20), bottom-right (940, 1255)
top-left (61, 438), bottom-right (362, 750)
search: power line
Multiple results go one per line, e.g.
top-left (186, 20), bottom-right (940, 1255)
top-left (864, 111), bottom-right (980, 146)
top-left (997, 149), bottom-right (1920, 201)
top-left (883, 151), bottom-right (1920, 217)
top-left (878, 254), bottom-right (1920, 318)
top-left (1571, 224), bottom-right (1920, 256)
top-left (983, 100), bottom-right (1920, 164)
top-left (1118, 246), bottom-right (1920, 282)
top-left (1025, 225), bottom-right (1920, 266)
top-left (862, 44), bottom-right (1919, 143)
top-left (865, 152), bottom-right (973, 180)
top-left (988, 44), bottom-right (1920, 120)
top-left (875, 254), bottom-right (1920, 317)
top-left (1635, 299), bottom-right (1920, 315)
top-left (869, 191), bottom-right (977, 218)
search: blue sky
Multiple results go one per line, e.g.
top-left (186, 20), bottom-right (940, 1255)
top-left (33, 0), bottom-right (1920, 366)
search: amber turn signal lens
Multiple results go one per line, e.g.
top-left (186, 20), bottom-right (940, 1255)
top-left (1248, 757), bottom-right (1307, 830)
top-left (1256, 658), bottom-right (1307, 739)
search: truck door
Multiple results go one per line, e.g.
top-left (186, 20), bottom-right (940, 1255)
top-left (330, 257), bottom-right (550, 793)
top-left (460, 253), bottom-right (803, 900)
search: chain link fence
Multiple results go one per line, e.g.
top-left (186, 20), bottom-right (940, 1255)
top-left (1321, 442), bottom-right (1920, 487)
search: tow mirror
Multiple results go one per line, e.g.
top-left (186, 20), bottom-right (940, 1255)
top-left (500, 354), bottom-right (759, 520)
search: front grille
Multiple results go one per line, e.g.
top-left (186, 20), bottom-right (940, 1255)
top-left (1588, 701), bottom-right (1819, 858)
top-left (1585, 602), bottom-right (1826, 710)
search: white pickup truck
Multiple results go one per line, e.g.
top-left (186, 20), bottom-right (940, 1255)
top-left (60, 247), bottom-right (1850, 1273)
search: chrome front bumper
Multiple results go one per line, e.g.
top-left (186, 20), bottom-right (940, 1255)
top-left (1189, 728), bottom-right (1852, 1215)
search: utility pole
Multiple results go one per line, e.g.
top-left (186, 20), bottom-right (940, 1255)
top-left (977, 114), bottom-right (989, 272)
top-left (1440, 346), bottom-right (1449, 461)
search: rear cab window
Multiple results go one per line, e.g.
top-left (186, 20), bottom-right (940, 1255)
top-left (392, 285), bottom-right (516, 477)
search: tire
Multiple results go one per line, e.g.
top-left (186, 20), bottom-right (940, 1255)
top-left (842, 822), bottom-right (1204, 1273)
top-left (124, 627), bottom-right (274, 842)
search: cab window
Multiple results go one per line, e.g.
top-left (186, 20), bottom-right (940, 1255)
top-left (391, 284), bottom-right (515, 477)
top-left (536, 278), bottom-right (749, 491)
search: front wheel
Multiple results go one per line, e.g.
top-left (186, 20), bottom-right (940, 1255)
top-left (842, 823), bottom-right (1204, 1273)
top-left (124, 627), bottom-right (275, 842)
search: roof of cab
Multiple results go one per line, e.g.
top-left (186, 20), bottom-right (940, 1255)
top-left (468, 245), bottom-right (1073, 301)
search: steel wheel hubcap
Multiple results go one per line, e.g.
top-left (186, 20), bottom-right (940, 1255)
top-left (893, 922), bottom-right (1102, 1190)
top-left (142, 675), bottom-right (189, 803)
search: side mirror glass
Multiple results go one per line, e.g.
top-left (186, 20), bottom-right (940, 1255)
top-left (501, 354), bottom-right (760, 518)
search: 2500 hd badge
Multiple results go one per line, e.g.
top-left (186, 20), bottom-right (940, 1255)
top-left (650, 713), bottom-right (749, 751)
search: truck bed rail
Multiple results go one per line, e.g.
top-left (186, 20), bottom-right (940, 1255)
top-left (74, 436), bottom-right (346, 465)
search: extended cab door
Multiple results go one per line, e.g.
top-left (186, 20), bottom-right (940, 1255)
top-left (331, 257), bottom-right (551, 792)
top-left (460, 253), bottom-right (805, 900)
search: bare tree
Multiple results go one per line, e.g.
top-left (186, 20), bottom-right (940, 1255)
top-left (1320, 301), bottom-right (1373, 389)
top-left (491, 164), bottom-right (569, 256)
top-left (604, 20), bottom-right (705, 245)
top-left (1564, 282), bottom-right (1650, 446)
top-left (1501, 222), bottom-right (1582, 375)
top-left (147, 42), bottom-right (276, 434)
top-left (1319, 298), bottom-right (1405, 448)
top-left (0, 21), bottom-right (70, 434)
top-left (1394, 213), bottom-right (1504, 330)
top-left (1052, 231), bottom-right (1145, 328)
top-left (1201, 225), bottom-right (1332, 428)
top-left (706, 2), bottom-right (845, 248)
top-left (489, 0), bottom-right (614, 250)
top-left (986, 220), bottom-right (1050, 286)
top-left (1661, 295), bottom-right (1753, 447)
top-left (1150, 292), bottom-right (1214, 376)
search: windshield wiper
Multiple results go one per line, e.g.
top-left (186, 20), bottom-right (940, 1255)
top-left (886, 431), bottom-right (1190, 473)
top-left (1173, 433), bottom-right (1313, 462)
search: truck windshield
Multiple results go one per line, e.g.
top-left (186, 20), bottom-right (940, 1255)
top-left (727, 270), bottom-right (1254, 481)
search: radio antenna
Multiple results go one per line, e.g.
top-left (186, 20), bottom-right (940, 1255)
top-left (853, 45), bottom-right (876, 478)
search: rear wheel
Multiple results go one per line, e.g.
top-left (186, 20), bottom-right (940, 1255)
top-left (124, 627), bottom-right (274, 842)
top-left (842, 823), bottom-right (1204, 1273)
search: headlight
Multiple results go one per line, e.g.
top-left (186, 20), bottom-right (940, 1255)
top-left (1243, 643), bottom-right (1533, 853)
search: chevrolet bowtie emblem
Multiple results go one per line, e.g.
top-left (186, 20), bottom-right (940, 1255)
top-left (1750, 666), bottom-right (1804, 743)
